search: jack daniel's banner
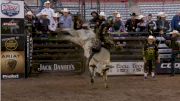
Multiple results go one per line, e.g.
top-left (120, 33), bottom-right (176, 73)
top-left (1, 0), bottom-right (25, 79)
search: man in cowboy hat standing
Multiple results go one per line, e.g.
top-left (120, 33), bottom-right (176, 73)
top-left (146, 14), bottom-right (157, 35)
top-left (90, 11), bottom-right (99, 29)
top-left (143, 35), bottom-right (160, 79)
top-left (25, 11), bottom-right (35, 34)
top-left (125, 12), bottom-right (139, 32)
top-left (169, 30), bottom-right (180, 76)
top-left (136, 15), bottom-right (146, 32)
top-left (37, 1), bottom-right (54, 20)
top-left (171, 10), bottom-right (180, 32)
top-left (59, 8), bottom-right (72, 29)
top-left (156, 12), bottom-right (170, 35)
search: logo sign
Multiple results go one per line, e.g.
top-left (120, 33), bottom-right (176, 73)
top-left (107, 62), bottom-right (144, 75)
top-left (0, 0), bottom-right (24, 18)
top-left (38, 64), bottom-right (76, 71)
top-left (160, 63), bottom-right (180, 69)
top-left (1, 51), bottom-right (25, 74)
top-left (5, 39), bottom-right (18, 51)
top-left (1, 1), bottom-right (20, 17)
top-left (2, 74), bottom-right (19, 79)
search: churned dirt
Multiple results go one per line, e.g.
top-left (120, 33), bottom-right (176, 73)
top-left (1, 73), bottom-right (180, 101)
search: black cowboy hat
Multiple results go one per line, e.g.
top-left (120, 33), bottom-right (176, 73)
top-left (130, 12), bottom-right (137, 16)
top-left (148, 13), bottom-right (152, 16)
top-left (91, 11), bottom-right (98, 16)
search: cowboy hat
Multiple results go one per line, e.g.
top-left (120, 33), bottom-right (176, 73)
top-left (116, 13), bottom-right (121, 18)
top-left (26, 11), bottom-right (33, 16)
top-left (44, 1), bottom-right (51, 4)
top-left (130, 12), bottom-right (137, 16)
top-left (157, 12), bottom-right (165, 16)
top-left (137, 15), bottom-right (144, 19)
top-left (148, 35), bottom-right (155, 40)
top-left (170, 30), bottom-right (179, 34)
top-left (53, 13), bottom-right (59, 17)
top-left (99, 12), bottom-right (106, 17)
top-left (62, 8), bottom-right (69, 13)
top-left (91, 11), bottom-right (98, 15)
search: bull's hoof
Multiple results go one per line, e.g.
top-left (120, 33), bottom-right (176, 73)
top-left (105, 85), bottom-right (109, 89)
top-left (91, 79), bottom-right (94, 83)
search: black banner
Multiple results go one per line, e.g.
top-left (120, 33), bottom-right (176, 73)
top-left (1, 35), bottom-right (25, 51)
top-left (1, 18), bottom-right (24, 34)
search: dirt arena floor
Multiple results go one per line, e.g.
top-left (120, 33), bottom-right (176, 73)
top-left (1, 73), bottom-right (180, 101)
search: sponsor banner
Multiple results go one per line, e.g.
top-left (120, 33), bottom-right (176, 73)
top-left (36, 62), bottom-right (82, 72)
top-left (1, 18), bottom-right (24, 34)
top-left (1, 35), bottom-right (25, 51)
top-left (2, 74), bottom-right (20, 79)
top-left (107, 62), bottom-right (144, 75)
top-left (156, 62), bottom-right (180, 74)
top-left (0, 0), bottom-right (24, 18)
top-left (1, 51), bottom-right (25, 74)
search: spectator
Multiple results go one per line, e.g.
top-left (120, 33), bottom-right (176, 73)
top-left (146, 14), bottom-right (157, 35)
top-left (156, 12), bottom-right (170, 34)
top-left (48, 13), bottom-right (59, 32)
top-left (171, 11), bottom-right (180, 32)
top-left (73, 14), bottom-right (83, 30)
top-left (136, 15), bottom-right (146, 32)
top-left (97, 12), bottom-right (107, 39)
top-left (25, 11), bottom-right (35, 33)
top-left (90, 11), bottom-right (99, 29)
top-left (59, 8), bottom-right (73, 29)
top-left (111, 13), bottom-right (125, 32)
top-left (38, 12), bottom-right (50, 35)
top-left (37, 1), bottom-right (54, 20)
top-left (112, 10), bottom-right (119, 21)
top-left (125, 13), bottom-right (139, 32)
top-left (169, 30), bottom-right (180, 76)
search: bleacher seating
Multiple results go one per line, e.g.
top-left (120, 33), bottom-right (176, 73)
top-left (138, 2), bottom-right (180, 21)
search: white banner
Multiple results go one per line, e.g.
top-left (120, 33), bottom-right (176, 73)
top-left (0, 0), bottom-right (24, 18)
top-left (107, 62), bottom-right (144, 75)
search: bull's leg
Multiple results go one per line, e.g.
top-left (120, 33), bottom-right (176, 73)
top-left (89, 65), bottom-right (96, 87)
top-left (102, 69), bottom-right (108, 88)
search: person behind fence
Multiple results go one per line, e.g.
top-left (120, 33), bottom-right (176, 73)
top-left (97, 12), bottom-right (107, 39)
top-left (110, 13), bottom-right (125, 32)
top-left (89, 11), bottom-right (99, 29)
top-left (59, 8), bottom-right (72, 29)
top-left (48, 12), bottom-right (59, 35)
top-left (171, 10), bottom-right (180, 32)
top-left (25, 11), bottom-right (35, 34)
top-left (136, 15), bottom-right (146, 32)
top-left (168, 30), bottom-right (180, 76)
top-left (146, 14), bottom-right (157, 35)
top-left (37, 12), bottom-right (50, 36)
top-left (125, 12), bottom-right (139, 32)
top-left (143, 35), bottom-right (160, 79)
top-left (37, 1), bottom-right (54, 20)
top-left (112, 11), bottom-right (119, 21)
top-left (73, 14), bottom-right (83, 30)
top-left (156, 12), bottom-right (170, 34)
top-left (93, 11), bottom-right (106, 38)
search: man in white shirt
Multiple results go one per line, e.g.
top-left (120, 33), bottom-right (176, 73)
top-left (49, 13), bottom-right (59, 32)
top-left (37, 1), bottom-right (54, 20)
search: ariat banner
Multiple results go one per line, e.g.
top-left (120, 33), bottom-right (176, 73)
top-left (1, 51), bottom-right (25, 75)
